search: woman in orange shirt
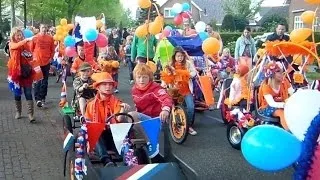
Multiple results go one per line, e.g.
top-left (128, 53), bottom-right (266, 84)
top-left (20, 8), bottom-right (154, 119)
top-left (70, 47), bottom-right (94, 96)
top-left (162, 47), bottom-right (198, 135)
top-left (258, 61), bottom-right (294, 130)
top-left (7, 27), bottom-right (35, 122)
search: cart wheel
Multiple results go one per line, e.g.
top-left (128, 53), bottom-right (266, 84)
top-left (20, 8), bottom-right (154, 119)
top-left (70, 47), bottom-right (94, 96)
top-left (226, 122), bottom-right (246, 150)
top-left (64, 143), bottom-right (75, 180)
top-left (134, 146), bottom-right (150, 164)
top-left (63, 115), bottom-right (73, 135)
top-left (169, 105), bottom-right (188, 144)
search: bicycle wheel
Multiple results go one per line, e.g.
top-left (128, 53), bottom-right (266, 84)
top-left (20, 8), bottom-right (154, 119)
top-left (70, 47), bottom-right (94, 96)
top-left (169, 105), bottom-right (188, 144)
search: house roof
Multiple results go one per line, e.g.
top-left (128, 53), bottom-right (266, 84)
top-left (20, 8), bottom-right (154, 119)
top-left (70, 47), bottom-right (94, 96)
top-left (255, 5), bottom-right (289, 25)
top-left (192, 0), bottom-right (225, 24)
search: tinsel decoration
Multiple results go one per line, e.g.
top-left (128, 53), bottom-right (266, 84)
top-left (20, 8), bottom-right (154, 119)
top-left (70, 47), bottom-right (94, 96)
top-left (75, 124), bottom-right (88, 180)
top-left (122, 137), bottom-right (138, 166)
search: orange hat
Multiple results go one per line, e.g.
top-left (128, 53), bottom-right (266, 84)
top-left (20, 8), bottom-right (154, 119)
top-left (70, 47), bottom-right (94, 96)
top-left (91, 72), bottom-right (115, 88)
top-left (237, 64), bottom-right (249, 77)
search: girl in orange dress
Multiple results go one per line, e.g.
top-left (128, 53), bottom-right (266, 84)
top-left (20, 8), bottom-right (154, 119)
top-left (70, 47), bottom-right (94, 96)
top-left (258, 61), bottom-right (294, 130)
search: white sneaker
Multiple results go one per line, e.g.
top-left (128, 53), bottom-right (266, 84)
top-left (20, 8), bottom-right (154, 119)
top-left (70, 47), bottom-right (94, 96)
top-left (114, 89), bottom-right (119, 93)
top-left (188, 127), bottom-right (197, 136)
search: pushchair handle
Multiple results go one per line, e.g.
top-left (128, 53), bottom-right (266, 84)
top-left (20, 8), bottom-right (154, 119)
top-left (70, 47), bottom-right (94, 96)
top-left (105, 113), bottom-right (134, 124)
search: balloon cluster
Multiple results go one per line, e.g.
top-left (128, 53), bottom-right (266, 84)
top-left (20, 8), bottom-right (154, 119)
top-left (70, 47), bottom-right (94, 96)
top-left (135, 16), bottom-right (164, 38)
top-left (171, 2), bottom-right (191, 26)
top-left (53, 18), bottom-right (74, 42)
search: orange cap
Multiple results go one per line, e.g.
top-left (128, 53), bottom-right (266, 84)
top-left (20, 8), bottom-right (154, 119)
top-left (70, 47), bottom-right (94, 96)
top-left (91, 72), bottom-right (115, 88)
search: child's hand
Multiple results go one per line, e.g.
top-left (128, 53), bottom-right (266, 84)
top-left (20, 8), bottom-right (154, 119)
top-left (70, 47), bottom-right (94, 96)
top-left (82, 83), bottom-right (89, 89)
top-left (160, 110), bottom-right (170, 123)
top-left (120, 103), bottom-right (131, 112)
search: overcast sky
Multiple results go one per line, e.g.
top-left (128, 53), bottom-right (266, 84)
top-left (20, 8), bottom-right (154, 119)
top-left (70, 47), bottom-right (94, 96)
top-left (121, 0), bottom-right (286, 18)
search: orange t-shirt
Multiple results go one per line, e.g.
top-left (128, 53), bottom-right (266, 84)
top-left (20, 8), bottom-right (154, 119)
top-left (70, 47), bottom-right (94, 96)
top-left (258, 79), bottom-right (290, 109)
top-left (32, 34), bottom-right (55, 66)
top-left (174, 63), bottom-right (191, 96)
top-left (71, 56), bottom-right (99, 73)
top-left (85, 94), bottom-right (122, 124)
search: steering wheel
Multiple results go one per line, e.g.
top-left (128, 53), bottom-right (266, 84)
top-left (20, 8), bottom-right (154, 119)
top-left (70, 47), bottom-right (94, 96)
top-left (106, 113), bottom-right (135, 124)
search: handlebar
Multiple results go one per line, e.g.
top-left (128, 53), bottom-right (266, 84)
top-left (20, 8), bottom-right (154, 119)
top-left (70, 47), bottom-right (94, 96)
top-left (105, 113), bottom-right (134, 124)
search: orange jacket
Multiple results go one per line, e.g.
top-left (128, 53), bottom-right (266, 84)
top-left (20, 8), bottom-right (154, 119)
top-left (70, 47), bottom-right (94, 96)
top-left (32, 34), bottom-right (55, 66)
top-left (85, 94), bottom-right (122, 124)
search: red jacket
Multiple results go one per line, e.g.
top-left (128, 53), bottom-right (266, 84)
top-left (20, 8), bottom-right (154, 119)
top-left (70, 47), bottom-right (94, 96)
top-left (132, 82), bottom-right (173, 118)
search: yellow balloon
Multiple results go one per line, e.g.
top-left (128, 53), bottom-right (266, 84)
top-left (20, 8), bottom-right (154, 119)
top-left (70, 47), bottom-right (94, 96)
top-left (146, 61), bottom-right (157, 73)
top-left (96, 20), bottom-right (103, 29)
top-left (135, 24), bottom-right (148, 38)
top-left (62, 25), bottom-right (69, 32)
top-left (301, 11), bottom-right (316, 24)
top-left (202, 37), bottom-right (220, 55)
top-left (148, 22), bottom-right (162, 35)
top-left (138, 0), bottom-right (152, 8)
top-left (289, 28), bottom-right (312, 43)
top-left (305, 0), bottom-right (320, 4)
top-left (60, 18), bottom-right (68, 26)
top-left (67, 24), bottom-right (74, 30)
top-left (56, 28), bottom-right (63, 35)
top-left (56, 25), bottom-right (62, 30)
top-left (154, 16), bottom-right (164, 27)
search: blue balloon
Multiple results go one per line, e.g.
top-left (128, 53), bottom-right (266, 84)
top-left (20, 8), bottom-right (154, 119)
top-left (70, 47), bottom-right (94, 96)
top-left (241, 125), bottom-right (301, 172)
top-left (85, 28), bottom-right (98, 42)
top-left (199, 32), bottom-right (209, 41)
top-left (182, 3), bottom-right (190, 11)
top-left (165, 26), bottom-right (173, 31)
top-left (23, 29), bottom-right (33, 38)
top-left (64, 35), bottom-right (76, 47)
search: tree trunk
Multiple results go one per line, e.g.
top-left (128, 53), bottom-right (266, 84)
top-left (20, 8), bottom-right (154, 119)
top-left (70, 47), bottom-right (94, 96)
top-left (10, 0), bottom-right (15, 28)
top-left (67, 5), bottom-right (73, 23)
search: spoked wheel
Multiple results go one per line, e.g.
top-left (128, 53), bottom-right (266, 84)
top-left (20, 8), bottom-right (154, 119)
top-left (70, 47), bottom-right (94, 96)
top-left (169, 105), bottom-right (188, 144)
top-left (63, 115), bottom-right (73, 136)
top-left (226, 122), bottom-right (246, 150)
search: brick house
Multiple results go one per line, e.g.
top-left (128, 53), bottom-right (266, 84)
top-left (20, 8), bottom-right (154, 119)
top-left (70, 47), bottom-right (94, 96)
top-left (159, 0), bottom-right (225, 25)
top-left (285, 0), bottom-right (319, 31)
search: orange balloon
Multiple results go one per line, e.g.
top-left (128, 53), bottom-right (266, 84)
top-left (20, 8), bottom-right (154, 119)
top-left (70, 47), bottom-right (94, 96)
top-left (202, 37), bottom-right (220, 55)
top-left (56, 25), bottom-right (62, 30)
top-left (301, 11), bottom-right (316, 24)
top-left (138, 0), bottom-right (152, 8)
top-left (290, 28), bottom-right (312, 43)
top-left (67, 24), bottom-right (74, 30)
top-left (154, 16), bottom-right (164, 27)
top-left (57, 35), bottom-right (64, 41)
top-left (60, 18), bottom-right (68, 26)
top-left (56, 28), bottom-right (63, 35)
top-left (146, 61), bottom-right (157, 73)
top-left (135, 24), bottom-right (148, 38)
top-left (305, 0), bottom-right (320, 4)
top-left (62, 25), bottom-right (69, 32)
top-left (148, 22), bottom-right (162, 35)
top-left (96, 20), bottom-right (103, 29)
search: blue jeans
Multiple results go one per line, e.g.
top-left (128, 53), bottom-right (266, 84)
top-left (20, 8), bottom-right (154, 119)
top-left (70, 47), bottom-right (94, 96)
top-left (34, 63), bottom-right (50, 101)
top-left (14, 86), bottom-right (33, 101)
top-left (184, 93), bottom-right (195, 126)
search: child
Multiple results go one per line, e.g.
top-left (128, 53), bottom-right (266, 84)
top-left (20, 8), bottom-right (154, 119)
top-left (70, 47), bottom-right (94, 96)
top-left (105, 46), bottom-right (120, 93)
top-left (85, 72), bottom-right (131, 166)
top-left (225, 64), bottom-right (250, 110)
top-left (129, 64), bottom-right (173, 161)
top-left (73, 62), bottom-right (96, 117)
top-left (125, 36), bottom-right (135, 84)
top-left (162, 47), bottom-right (198, 135)
top-left (258, 61), bottom-right (294, 130)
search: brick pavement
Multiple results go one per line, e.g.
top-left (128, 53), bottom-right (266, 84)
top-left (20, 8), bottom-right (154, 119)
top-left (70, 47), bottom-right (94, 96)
top-left (0, 67), bottom-right (65, 180)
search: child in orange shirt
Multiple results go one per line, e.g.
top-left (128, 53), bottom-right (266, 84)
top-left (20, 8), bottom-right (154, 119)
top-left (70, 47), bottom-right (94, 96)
top-left (258, 61), bottom-right (294, 130)
top-left (161, 47), bottom-right (198, 135)
top-left (85, 72), bottom-right (130, 166)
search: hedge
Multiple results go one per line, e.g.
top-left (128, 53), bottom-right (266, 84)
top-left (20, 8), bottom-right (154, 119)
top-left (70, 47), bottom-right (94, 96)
top-left (221, 32), bottom-right (320, 56)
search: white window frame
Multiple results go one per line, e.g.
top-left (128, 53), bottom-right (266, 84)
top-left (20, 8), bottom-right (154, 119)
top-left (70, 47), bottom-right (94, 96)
top-left (164, 8), bottom-right (174, 18)
top-left (294, 15), bottom-right (304, 29)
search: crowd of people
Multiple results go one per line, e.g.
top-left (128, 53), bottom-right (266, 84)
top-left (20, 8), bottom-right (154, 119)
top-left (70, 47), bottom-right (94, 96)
top-left (6, 18), bottom-right (317, 167)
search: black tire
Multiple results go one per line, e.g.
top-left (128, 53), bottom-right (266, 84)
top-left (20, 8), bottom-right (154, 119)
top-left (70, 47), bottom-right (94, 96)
top-left (63, 115), bottom-right (73, 135)
top-left (64, 142), bottom-right (75, 179)
top-left (226, 122), bottom-right (246, 150)
top-left (134, 146), bottom-right (150, 164)
top-left (169, 105), bottom-right (188, 144)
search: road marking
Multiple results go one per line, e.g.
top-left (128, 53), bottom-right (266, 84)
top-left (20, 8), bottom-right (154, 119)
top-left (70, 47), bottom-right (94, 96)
top-left (204, 114), bottom-right (224, 124)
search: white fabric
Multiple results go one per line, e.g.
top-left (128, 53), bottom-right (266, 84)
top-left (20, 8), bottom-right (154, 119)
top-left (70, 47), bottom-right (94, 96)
top-left (264, 94), bottom-right (285, 108)
top-left (229, 77), bottom-right (241, 104)
top-left (78, 16), bottom-right (97, 42)
top-left (110, 123), bottom-right (132, 155)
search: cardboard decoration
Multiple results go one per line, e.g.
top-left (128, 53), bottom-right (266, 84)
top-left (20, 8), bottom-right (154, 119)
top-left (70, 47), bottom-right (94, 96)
top-left (198, 75), bottom-right (214, 106)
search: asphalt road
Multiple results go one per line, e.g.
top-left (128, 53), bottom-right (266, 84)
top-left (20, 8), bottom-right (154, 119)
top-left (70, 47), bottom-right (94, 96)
top-left (56, 66), bottom-right (292, 180)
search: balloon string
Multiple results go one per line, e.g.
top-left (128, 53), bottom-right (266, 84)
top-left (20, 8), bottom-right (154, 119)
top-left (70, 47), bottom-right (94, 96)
top-left (313, 6), bottom-right (319, 69)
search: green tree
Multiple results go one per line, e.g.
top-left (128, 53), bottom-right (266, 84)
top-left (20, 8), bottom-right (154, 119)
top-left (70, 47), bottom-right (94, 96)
top-left (221, 14), bottom-right (236, 31)
top-left (222, 0), bottom-right (263, 19)
top-left (261, 14), bottom-right (288, 32)
top-left (234, 16), bottom-right (249, 31)
top-left (137, 0), bottom-right (160, 24)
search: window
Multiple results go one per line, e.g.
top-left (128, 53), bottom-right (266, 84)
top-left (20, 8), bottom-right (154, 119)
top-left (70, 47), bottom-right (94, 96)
top-left (294, 16), bottom-right (304, 29)
top-left (164, 8), bottom-right (175, 18)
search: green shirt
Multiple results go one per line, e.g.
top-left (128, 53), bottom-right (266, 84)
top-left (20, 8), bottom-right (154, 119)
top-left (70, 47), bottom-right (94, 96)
top-left (131, 35), bottom-right (158, 61)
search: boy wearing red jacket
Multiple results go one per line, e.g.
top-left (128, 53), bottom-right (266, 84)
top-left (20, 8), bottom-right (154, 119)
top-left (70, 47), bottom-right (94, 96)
top-left (130, 64), bottom-right (173, 161)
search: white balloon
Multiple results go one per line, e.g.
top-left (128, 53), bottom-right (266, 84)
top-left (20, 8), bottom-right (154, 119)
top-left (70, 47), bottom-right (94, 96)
top-left (284, 89), bottom-right (320, 142)
top-left (172, 3), bottom-right (183, 14)
top-left (75, 16), bottom-right (82, 23)
top-left (195, 21), bottom-right (206, 33)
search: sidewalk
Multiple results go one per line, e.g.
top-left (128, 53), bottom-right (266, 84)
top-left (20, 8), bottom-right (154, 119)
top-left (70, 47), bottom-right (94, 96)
top-left (0, 67), bottom-right (65, 180)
